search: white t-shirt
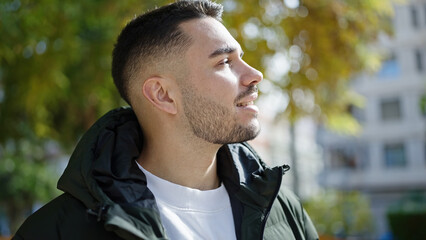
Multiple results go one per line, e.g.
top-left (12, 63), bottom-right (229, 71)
top-left (136, 163), bottom-right (236, 240)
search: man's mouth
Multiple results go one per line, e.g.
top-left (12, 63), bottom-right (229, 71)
top-left (236, 101), bottom-right (254, 107)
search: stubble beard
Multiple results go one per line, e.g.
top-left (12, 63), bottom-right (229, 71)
top-left (180, 84), bottom-right (260, 145)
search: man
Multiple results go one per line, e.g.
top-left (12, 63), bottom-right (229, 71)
top-left (14, 1), bottom-right (318, 239)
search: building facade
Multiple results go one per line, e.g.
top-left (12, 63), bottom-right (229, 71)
top-left (317, 0), bottom-right (426, 237)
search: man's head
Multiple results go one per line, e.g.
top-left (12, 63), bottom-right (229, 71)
top-left (112, 0), bottom-right (223, 105)
top-left (112, 0), bottom-right (263, 144)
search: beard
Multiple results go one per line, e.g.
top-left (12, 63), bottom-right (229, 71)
top-left (180, 84), bottom-right (260, 145)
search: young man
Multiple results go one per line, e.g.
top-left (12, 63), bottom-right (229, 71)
top-left (14, 1), bottom-right (318, 239)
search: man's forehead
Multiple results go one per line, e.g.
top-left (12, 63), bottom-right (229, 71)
top-left (180, 17), bottom-right (242, 56)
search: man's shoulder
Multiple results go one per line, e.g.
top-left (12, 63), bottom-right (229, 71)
top-left (269, 187), bottom-right (304, 222)
top-left (13, 193), bottom-right (73, 239)
top-left (277, 187), bottom-right (303, 210)
top-left (265, 187), bottom-right (319, 240)
top-left (13, 193), bottom-right (119, 240)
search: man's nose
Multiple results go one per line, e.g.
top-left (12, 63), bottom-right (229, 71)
top-left (240, 62), bottom-right (263, 86)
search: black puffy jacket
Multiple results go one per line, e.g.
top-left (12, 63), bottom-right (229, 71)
top-left (14, 107), bottom-right (318, 240)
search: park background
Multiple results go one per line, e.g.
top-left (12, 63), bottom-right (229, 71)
top-left (1, 0), bottom-right (425, 239)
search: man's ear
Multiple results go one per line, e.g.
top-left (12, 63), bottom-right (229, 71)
top-left (142, 77), bottom-right (178, 115)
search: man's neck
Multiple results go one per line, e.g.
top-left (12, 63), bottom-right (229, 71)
top-left (137, 137), bottom-right (221, 190)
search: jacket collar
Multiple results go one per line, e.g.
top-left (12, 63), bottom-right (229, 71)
top-left (58, 107), bottom-right (288, 240)
top-left (218, 143), bottom-right (289, 239)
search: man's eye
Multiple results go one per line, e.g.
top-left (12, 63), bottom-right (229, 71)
top-left (220, 58), bottom-right (232, 66)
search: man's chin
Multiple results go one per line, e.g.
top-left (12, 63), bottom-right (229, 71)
top-left (226, 125), bottom-right (261, 144)
top-left (245, 127), bottom-right (261, 142)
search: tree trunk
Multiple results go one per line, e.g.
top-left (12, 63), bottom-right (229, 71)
top-left (289, 122), bottom-right (299, 196)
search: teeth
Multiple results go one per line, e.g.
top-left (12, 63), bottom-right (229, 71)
top-left (237, 101), bottom-right (253, 107)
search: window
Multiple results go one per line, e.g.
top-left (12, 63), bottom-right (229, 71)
top-left (411, 6), bottom-right (419, 28)
top-left (348, 104), bottom-right (365, 122)
top-left (329, 148), bottom-right (356, 169)
top-left (378, 53), bottom-right (401, 78)
top-left (329, 145), bottom-right (369, 170)
top-left (384, 143), bottom-right (406, 168)
top-left (415, 50), bottom-right (423, 72)
top-left (381, 98), bottom-right (402, 121)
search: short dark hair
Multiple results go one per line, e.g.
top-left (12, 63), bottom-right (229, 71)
top-left (112, 0), bottom-right (223, 105)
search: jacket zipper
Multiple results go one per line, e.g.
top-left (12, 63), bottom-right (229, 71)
top-left (258, 166), bottom-right (284, 240)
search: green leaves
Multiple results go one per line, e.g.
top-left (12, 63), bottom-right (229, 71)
top-left (0, 138), bottom-right (61, 232)
top-left (0, 0), bottom-right (169, 233)
top-left (0, 0), bottom-right (168, 146)
top-left (304, 190), bottom-right (374, 237)
top-left (0, 140), bottom-right (59, 203)
top-left (221, 0), bottom-right (393, 132)
top-left (1, 0), bottom-right (394, 144)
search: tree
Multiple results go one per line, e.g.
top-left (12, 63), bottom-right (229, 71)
top-left (0, 0), bottom-right (169, 233)
top-left (0, 139), bottom-right (60, 234)
top-left (222, 0), bottom-right (393, 124)
top-left (0, 0), bottom-right (168, 146)
top-left (303, 190), bottom-right (374, 238)
top-left (220, 0), bottom-right (394, 194)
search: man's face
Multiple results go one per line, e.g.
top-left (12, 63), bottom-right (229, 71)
top-left (177, 17), bottom-right (263, 144)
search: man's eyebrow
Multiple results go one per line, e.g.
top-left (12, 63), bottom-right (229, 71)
top-left (208, 46), bottom-right (242, 58)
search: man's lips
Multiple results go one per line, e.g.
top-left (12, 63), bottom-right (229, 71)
top-left (236, 93), bottom-right (258, 107)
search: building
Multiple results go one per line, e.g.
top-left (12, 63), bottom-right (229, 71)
top-left (317, 0), bottom-right (426, 237)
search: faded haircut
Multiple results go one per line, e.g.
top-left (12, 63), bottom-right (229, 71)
top-left (112, 0), bottom-right (223, 105)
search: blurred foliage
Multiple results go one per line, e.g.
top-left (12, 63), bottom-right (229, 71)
top-left (0, 0), bottom-right (169, 233)
top-left (0, 138), bottom-right (61, 233)
top-left (0, 0), bottom-right (398, 147)
top-left (221, 0), bottom-right (394, 133)
top-left (420, 94), bottom-right (426, 116)
top-left (0, 0), bottom-right (169, 147)
top-left (304, 190), bottom-right (374, 238)
top-left (387, 192), bottom-right (426, 240)
top-left (0, 0), bottom-right (395, 235)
